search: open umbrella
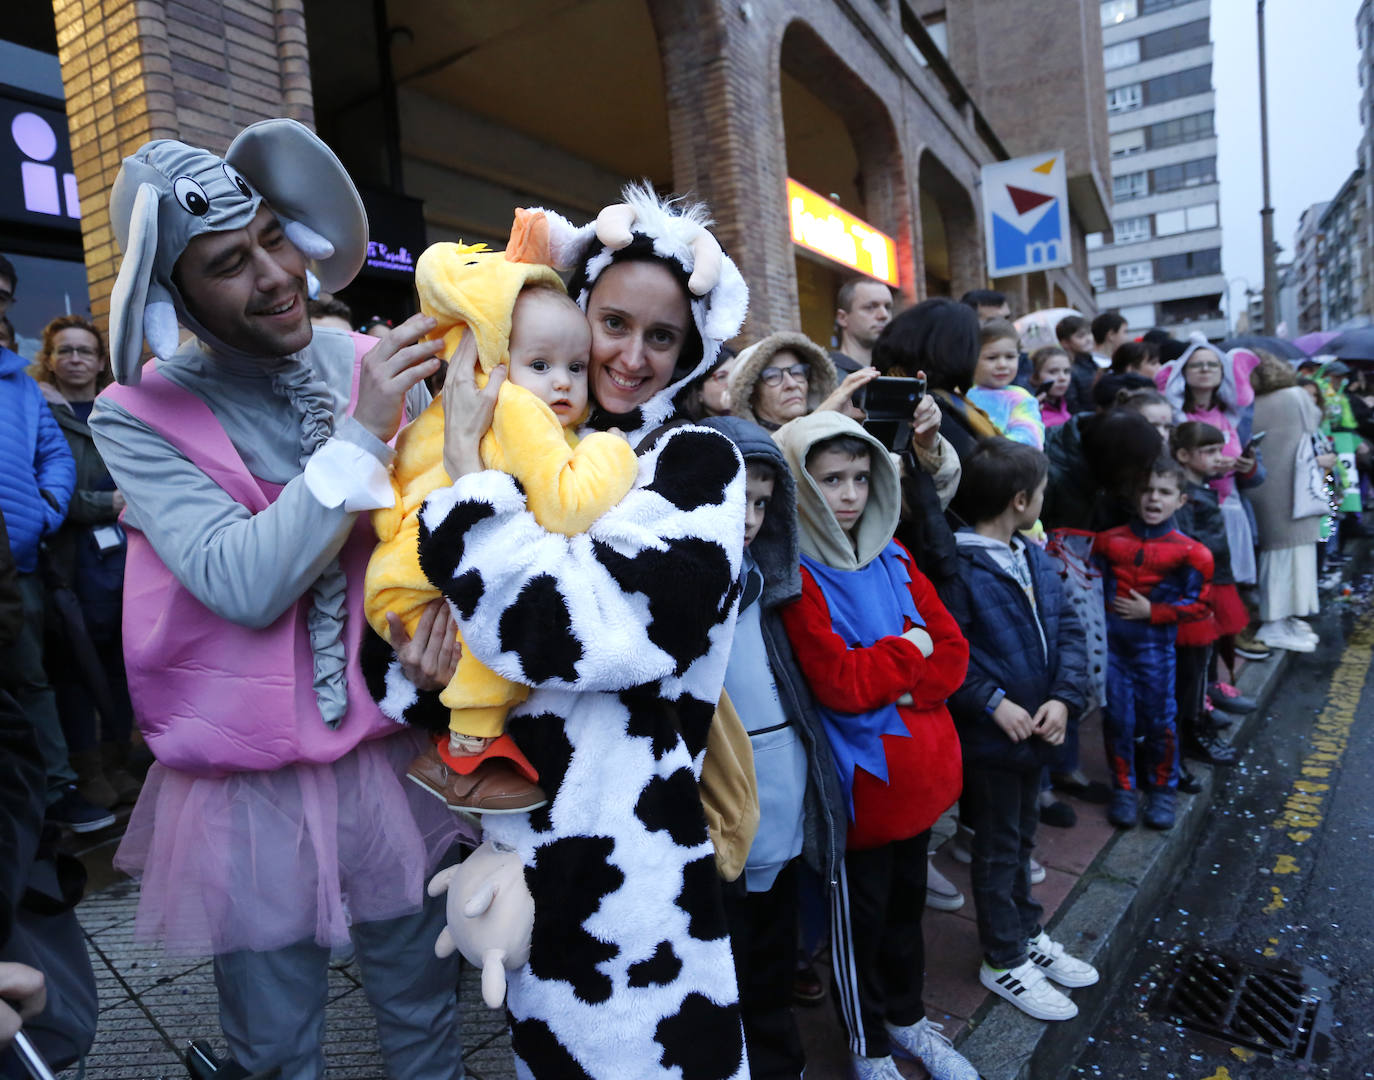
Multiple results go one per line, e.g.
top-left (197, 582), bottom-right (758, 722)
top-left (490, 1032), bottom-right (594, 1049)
top-left (1294, 330), bottom-right (1339, 357)
top-left (1220, 334), bottom-right (1307, 360)
top-left (1014, 307), bottom-right (1081, 351)
top-left (1326, 328), bottom-right (1374, 362)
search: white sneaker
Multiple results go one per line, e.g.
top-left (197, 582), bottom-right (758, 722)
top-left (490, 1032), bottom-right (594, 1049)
top-left (926, 858), bottom-right (966, 911)
top-left (1254, 620), bottom-right (1317, 653)
top-left (947, 825), bottom-right (974, 865)
top-left (849, 1053), bottom-right (904, 1080)
top-left (980, 958), bottom-right (1078, 1021)
top-left (886, 1017), bottom-right (980, 1080)
top-left (1029, 856), bottom-right (1046, 885)
top-left (1284, 617), bottom-right (1319, 643)
top-left (1026, 930), bottom-right (1100, 987)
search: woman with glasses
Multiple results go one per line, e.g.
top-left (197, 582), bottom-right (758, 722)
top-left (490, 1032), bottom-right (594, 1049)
top-left (30, 315), bottom-right (141, 811)
top-left (727, 330), bottom-right (849, 431)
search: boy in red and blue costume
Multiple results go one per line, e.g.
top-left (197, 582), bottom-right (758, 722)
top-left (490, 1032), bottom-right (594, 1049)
top-left (1094, 457), bottom-right (1212, 831)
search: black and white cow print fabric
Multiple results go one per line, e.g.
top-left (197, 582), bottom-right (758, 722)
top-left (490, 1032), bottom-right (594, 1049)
top-left (393, 423), bottom-right (749, 1079)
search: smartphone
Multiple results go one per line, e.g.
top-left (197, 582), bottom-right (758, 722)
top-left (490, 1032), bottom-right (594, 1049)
top-left (859, 376), bottom-right (926, 420)
top-left (1244, 430), bottom-right (1267, 453)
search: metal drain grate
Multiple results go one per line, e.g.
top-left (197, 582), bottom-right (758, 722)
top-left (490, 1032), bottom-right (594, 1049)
top-left (1160, 950), bottom-right (1323, 1059)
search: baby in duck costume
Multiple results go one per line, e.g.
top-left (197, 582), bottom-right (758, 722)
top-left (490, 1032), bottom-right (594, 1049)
top-left (364, 211), bottom-right (638, 813)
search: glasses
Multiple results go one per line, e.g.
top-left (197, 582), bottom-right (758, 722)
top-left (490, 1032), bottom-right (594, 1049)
top-left (758, 363), bottom-right (809, 387)
top-left (55, 345), bottom-right (98, 359)
top-left (1187, 361), bottom-right (1222, 372)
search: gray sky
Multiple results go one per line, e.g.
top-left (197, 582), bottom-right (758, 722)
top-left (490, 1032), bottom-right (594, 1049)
top-left (1215, 0), bottom-right (1362, 330)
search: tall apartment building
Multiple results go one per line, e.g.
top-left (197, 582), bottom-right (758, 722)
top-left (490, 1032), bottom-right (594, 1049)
top-left (1358, 1), bottom-right (1374, 312)
top-left (1293, 201), bottom-right (1331, 334)
top-left (1089, 0), bottom-right (1225, 339)
top-left (1320, 167), bottom-right (1368, 329)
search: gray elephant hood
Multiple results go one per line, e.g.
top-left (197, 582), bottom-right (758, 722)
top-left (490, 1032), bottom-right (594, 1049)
top-left (107, 118), bottom-right (367, 384)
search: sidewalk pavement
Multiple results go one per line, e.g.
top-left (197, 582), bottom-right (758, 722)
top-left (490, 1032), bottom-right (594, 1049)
top-left (67, 615), bottom-right (1313, 1080)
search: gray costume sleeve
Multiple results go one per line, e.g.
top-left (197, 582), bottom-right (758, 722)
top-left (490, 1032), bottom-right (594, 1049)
top-left (90, 399), bottom-right (378, 629)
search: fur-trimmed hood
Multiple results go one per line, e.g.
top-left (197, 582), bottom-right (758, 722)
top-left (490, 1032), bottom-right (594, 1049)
top-left (728, 331), bottom-right (838, 430)
top-left (699, 415), bottom-right (800, 609)
top-left (525, 182), bottom-right (749, 447)
top-left (773, 410), bottom-right (901, 572)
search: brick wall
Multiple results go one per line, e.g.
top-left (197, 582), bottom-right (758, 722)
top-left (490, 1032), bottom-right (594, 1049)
top-left (53, 0), bottom-right (315, 326)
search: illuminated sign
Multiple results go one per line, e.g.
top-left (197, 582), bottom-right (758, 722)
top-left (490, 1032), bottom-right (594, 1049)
top-left (786, 177), bottom-right (898, 287)
top-left (365, 240), bottom-right (415, 275)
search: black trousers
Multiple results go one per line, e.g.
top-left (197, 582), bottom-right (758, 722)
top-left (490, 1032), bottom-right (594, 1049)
top-left (963, 766), bottom-right (1043, 969)
top-left (723, 859), bottom-right (806, 1080)
top-left (1175, 644), bottom-right (1211, 741)
top-left (828, 831), bottom-right (929, 1058)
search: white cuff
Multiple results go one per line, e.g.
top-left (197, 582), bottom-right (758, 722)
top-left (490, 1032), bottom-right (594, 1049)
top-left (303, 436), bottom-right (396, 511)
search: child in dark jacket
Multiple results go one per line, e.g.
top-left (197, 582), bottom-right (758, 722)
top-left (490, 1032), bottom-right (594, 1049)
top-left (1095, 458), bottom-right (1213, 831)
top-left (775, 412), bottom-right (977, 1080)
top-left (1170, 422), bottom-right (1245, 771)
top-left (701, 415), bottom-right (847, 1080)
top-left (941, 438), bottom-right (1099, 1022)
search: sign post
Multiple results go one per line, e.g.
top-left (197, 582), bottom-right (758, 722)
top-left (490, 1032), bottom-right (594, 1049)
top-left (980, 152), bottom-right (1070, 278)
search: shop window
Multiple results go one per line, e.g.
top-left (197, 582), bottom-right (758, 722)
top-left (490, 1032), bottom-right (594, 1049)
top-left (1116, 260), bottom-right (1154, 287)
top-left (1101, 0), bottom-right (1138, 26)
top-left (1107, 83), bottom-right (1143, 113)
top-left (1142, 65), bottom-right (1212, 107)
top-left (1113, 170), bottom-right (1148, 201)
top-left (1111, 129), bottom-right (1146, 157)
top-left (1114, 215), bottom-right (1151, 244)
top-left (1104, 40), bottom-right (1140, 69)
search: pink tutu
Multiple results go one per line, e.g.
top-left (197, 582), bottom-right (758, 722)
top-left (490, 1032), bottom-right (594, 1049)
top-left (114, 728), bottom-right (476, 956)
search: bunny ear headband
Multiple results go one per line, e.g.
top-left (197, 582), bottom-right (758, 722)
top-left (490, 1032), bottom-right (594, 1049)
top-left (107, 118), bottom-right (367, 385)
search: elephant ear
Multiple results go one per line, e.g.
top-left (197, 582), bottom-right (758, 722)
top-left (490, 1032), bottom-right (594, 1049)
top-left (107, 181), bottom-right (163, 385)
top-left (226, 118), bottom-right (367, 292)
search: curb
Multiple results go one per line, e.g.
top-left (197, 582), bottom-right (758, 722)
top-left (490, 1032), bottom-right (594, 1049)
top-left (954, 643), bottom-right (1293, 1079)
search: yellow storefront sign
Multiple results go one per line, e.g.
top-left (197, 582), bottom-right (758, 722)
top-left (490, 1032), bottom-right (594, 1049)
top-left (786, 178), bottom-right (899, 287)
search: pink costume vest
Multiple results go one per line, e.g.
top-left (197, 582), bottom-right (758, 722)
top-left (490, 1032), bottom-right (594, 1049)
top-left (102, 342), bottom-right (398, 777)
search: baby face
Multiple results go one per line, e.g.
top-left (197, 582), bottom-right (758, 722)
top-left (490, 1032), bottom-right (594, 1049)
top-left (506, 288), bottom-right (592, 426)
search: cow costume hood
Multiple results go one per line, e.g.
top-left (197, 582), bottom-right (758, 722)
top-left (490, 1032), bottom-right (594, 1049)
top-left (107, 118), bottom-right (367, 385)
top-left (531, 182), bottom-right (749, 445)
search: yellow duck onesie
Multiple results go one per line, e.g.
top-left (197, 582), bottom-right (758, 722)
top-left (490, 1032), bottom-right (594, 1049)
top-left (363, 210), bottom-right (639, 754)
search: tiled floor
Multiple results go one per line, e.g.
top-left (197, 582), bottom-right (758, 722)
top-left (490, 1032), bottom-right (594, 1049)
top-left (75, 878), bottom-right (515, 1080)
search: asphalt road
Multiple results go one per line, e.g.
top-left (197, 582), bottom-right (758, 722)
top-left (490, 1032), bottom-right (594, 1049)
top-left (1070, 571), bottom-right (1374, 1080)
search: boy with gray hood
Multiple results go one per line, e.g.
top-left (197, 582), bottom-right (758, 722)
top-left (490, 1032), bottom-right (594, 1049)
top-left (774, 412), bottom-right (976, 1080)
top-left (700, 414), bottom-right (845, 1080)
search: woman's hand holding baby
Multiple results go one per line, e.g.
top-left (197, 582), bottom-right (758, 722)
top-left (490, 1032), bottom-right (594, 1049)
top-left (389, 601), bottom-right (460, 691)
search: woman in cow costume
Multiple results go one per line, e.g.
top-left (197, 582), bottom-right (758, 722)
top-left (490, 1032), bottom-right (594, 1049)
top-left (375, 186), bottom-right (753, 1079)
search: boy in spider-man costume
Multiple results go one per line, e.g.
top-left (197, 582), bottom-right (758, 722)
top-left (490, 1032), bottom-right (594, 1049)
top-left (1094, 457), bottom-right (1212, 832)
